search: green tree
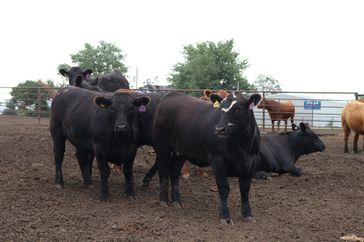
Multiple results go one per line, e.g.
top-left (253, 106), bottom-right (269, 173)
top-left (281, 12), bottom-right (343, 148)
top-left (253, 75), bottom-right (281, 93)
top-left (58, 41), bottom-right (128, 76)
top-left (5, 80), bottom-right (54, 117)
top-left (169, 39), bottom-right (251, 90)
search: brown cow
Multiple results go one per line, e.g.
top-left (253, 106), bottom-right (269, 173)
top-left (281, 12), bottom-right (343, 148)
top-left (341, 100), bottom-right (364, 153)
top-left (257, 99), bottom-right (295, 132)
top-left (181, 89), bottom-right (230, 179)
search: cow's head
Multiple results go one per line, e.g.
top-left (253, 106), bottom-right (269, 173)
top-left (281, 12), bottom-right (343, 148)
top-left (59, 67), bottom-right (93, 86)
top-left (94, 91), bottom-right (151, 140)
top-left (257, 99), bottom-right (274, 109)
top-left (293, 122), bottom-right (326, 153)
top-left (212, 91), bottom-right (261, 137)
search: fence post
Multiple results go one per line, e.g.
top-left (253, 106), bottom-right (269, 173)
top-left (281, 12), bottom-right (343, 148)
top-left (262, 91), bottom-right (266, 131)
top-left (37, 87), bottom-right (41, 125)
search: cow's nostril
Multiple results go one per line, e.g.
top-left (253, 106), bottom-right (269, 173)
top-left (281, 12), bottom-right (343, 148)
top-left (116, 124), bottom-right (127, 132)
top-left (215, 126), bottom-right (225, 134)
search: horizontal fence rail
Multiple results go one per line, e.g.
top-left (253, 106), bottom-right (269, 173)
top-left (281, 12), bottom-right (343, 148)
top-left (0, 86), bottom-right (360, 129)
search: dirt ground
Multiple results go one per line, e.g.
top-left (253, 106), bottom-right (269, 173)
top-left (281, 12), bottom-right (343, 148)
top-left (0, 115), bottom-right (363, 242)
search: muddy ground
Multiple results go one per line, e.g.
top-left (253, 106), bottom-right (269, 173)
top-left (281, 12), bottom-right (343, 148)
top-left (0, 116), bottom-right (363, 241)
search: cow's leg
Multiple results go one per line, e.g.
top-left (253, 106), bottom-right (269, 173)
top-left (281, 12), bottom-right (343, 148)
top-left (277, 120), bottom-right (281, 132)
top-left (181, 160), bottom-right (190, 179)
top-left (141, 160), bottom-right (158, 187)
top-left (343, 126), bottom-right (350, 153)
top-left (156, 149), bottom-right (171, 206)
top-left (284, 120), bottom-right (288, 132)
top-left (239, 176), bottom-right (255, 222)
top-left (215, 175), bottom-right (231, 224)
top-left (95, 153), bottom-right (110, 201)
top-left (76, 149), bottom-right (93, 187)
top-left (122, 151), bottom-right (137, 198)
top-left (289, 165), bottom-right (302, 177)
top-left (271, 120), bottom-right (275, 132)
top-left (211, 163), bottom-right (232, 224)
top-left (170, 155), bottom-right (184, 207)
top-left (52, 130), bottom-right (66, 189)
top-left (353, 133), bottom-right (359, 153)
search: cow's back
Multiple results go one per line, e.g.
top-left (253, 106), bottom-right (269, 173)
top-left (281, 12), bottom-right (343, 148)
top-left (51, 86), bottom-right (111, 150)
top-left (342, 101), bottom-right (364, 133)
top-left (153, 92), bottom-right (220, 161)
top-left (98, 71), bottom-right (129, 91)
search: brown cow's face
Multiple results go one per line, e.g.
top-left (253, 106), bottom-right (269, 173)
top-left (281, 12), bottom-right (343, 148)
top-left (257, 99), bottom-right (271, 109)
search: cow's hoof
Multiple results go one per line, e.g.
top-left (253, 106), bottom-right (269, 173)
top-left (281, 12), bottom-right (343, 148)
top-left (126, 195), bottom-right (136, 201)
top-left (84, 183), bottom-right (94, 189)
top-left (140, 182), bottom-right (149, 188)
top-left (171, 201), bottom-right (182, 208)
top-left (243, 216), bottom-right (256, 223)
top-left (55, 184), bottom-right (64, 189)
top-left (219, 218), bottom-right (234, 225)
top-left (159, 201), bottom-right (169, 207)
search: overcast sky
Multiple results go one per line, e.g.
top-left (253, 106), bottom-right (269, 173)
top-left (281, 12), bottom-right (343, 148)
top-left (0, 0), bottom-right (363, 94)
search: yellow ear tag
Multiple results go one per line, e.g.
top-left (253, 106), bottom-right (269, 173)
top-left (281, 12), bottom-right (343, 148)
top-left (213, 101), bottom-right (220, 108)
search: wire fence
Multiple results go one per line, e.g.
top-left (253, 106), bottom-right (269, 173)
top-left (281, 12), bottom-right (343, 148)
top-left (0, 86), bottom-right (359, 129)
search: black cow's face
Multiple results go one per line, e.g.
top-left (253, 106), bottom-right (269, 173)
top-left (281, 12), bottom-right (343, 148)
top-left (296, 123), bottom-right (326, 153)
top-left (213, 92), bottom-right (261, 137)
top-left (94, 92), bottom-right (150, 139)
top-left (59, 67), bottom-right (93, 86)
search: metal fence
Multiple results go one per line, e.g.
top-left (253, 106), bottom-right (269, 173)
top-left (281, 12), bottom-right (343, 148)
top-left (0, 86), bottom-right (359, 129)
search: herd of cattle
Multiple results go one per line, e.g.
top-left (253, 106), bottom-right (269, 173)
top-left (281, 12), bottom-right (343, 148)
top-left (50, 67), bottom-right (360, 224)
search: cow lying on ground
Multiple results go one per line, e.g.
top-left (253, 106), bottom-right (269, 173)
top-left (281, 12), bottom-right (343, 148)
top-left (257, 99), bottom-right (295, 132)
top-left (143, 123), bottom-right (326, 183)
top-left (152, 91), bottom-right (261, 224)
top-left (59, 67), bottom-right (129, 92)
top-left (341, 100), bottom-right (364, 153)
top-left (50, 86), bottom-right (150, 200)
top-left (255, 123), bottom-right (326, 178)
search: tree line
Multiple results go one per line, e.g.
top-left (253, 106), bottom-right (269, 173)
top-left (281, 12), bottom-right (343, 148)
top-left (4, 40), bottom-right (280, 116)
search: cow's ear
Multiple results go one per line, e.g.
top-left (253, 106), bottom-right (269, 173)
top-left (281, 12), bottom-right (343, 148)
top-left (204, 89), bottom-right (212, 98)
top-left (133, 96), bottom-right (151, 107)
top-left (94, 96), bottom-right (112, 109)
top-left (83, 69), bottom-right (93, 80)
top-left (248, 94), bottom-right (262, 109)
top-left (59, 69), bottom-right (68, 77)
top-left (299, 122), bottom-right (307, 133)
top-left (292, 123), bottom-right (299, 131)
top-left (210, 93), bottom-right (223, 104)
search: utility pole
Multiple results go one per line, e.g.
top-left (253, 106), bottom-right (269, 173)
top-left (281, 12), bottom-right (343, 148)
top-left (135, 67), bottom-right (139, 89)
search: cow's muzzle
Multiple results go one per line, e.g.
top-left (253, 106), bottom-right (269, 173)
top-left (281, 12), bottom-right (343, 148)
top-left (116, 124), bottom-right (128, 133)
top-left (215, 126), bottom-right (226, 137)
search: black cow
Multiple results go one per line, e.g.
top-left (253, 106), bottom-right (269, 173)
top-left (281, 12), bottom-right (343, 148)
top-left (59, 67), bottom-right (129, 91)
top-left (50, 86), bottom-right (150, 200)
top-left (256, 123), bottom-right (326, 178)
top-left (152, 91), bottom-right (261, 224)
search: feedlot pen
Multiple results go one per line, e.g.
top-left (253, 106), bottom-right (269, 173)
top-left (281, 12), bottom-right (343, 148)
top-left (0, 115), bottom-right (363, 241)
